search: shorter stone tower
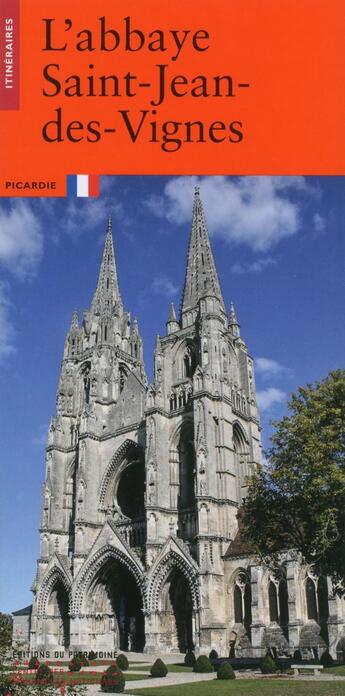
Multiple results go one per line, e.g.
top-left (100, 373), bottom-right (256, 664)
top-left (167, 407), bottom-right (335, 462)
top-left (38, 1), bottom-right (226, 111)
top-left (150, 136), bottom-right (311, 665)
top-left (29, 218), bottom-right (148, 652)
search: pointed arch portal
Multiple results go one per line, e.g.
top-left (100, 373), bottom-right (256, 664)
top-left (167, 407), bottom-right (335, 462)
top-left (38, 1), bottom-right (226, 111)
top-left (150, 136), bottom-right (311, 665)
top-left (84, 557), bottom-right (145, 652)
top-left (45, 579), bottom-right (70, 648)
top-left (149, 549), bottom-right (200, 652)
top-left (158, 567), bottom-right (194, 652)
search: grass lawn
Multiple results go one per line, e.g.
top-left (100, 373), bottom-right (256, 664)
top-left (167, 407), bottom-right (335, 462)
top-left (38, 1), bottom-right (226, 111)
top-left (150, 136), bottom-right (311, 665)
top-left (130, 679), bottom-right (345, 696)
top-left (160, 664), bottom-right (193, 673)
top-left (325, 665), bottom-right (345, 676)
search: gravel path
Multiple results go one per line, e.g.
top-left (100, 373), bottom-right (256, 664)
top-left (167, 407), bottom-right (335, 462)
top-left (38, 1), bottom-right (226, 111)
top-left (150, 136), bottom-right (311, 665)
top-left (83, 671), bottom-right (217, 695)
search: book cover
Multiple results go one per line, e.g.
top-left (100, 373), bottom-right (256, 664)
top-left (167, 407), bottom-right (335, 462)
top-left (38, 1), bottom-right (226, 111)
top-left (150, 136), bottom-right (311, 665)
top-left (0, 0), bottom-right (344, 675)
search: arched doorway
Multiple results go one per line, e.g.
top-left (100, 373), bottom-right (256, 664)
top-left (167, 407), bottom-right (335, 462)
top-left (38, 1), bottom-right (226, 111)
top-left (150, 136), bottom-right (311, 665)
top-left (46, 579), bottom-right (70, 648)
top-left (159, 568), bottom-right (194, 652)
top-left (86, 558), bottom-right (145, 652)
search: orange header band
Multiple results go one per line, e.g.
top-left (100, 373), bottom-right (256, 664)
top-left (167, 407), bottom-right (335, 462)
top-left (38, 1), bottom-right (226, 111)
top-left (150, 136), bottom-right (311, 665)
top-left (0, 0), bottom-right (345, 196)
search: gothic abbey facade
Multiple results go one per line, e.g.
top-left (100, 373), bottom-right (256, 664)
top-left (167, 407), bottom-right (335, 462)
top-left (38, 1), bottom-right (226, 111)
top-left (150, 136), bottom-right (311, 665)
top-left (13, 190), bottom-right (345, 659)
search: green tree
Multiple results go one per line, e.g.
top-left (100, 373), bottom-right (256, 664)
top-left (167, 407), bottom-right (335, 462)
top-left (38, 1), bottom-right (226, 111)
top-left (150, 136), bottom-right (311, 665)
top-left (0, 613), bottom-right (13, 651)
top-left (242, 370), bottom-right (345, 587)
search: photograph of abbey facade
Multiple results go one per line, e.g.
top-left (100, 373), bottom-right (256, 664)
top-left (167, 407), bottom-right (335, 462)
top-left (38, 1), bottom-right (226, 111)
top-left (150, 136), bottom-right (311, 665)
top-left (12, 189), bottom-right (345, 659)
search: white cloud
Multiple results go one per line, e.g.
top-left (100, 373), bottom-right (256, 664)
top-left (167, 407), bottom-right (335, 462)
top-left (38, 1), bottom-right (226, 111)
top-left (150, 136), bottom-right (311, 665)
top-left (0, 202), bottom-right (43, 278)
top-left (231, 257), bottom-right (277, 274)
top-left (100, 176), bottom-right (118, 195)
top-left (255, 357), bottom-right (292, 382)
top-left (36, 196), bottom-right (123, 241)
top-left (146, 194), bottom-right (166, 218)
top-left (257, 387), bottom-right (286, 411)
top-left (0, 284), bottom-right (15, 361)
top-left (61, 198), bottom-right (121, 236)
top-left (255, 357), bottom-right (285, 377)
top-left (152, 275), bottom-right (179, 297)
top-left (313, 213), bottom-right (325, 233)
top-left (147, 176), bottom-right (314, 252)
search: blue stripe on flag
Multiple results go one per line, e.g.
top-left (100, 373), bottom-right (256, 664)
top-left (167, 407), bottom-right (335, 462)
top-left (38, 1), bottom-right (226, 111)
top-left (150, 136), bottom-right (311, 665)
top-left (67, 175), bottom-right (77, 196)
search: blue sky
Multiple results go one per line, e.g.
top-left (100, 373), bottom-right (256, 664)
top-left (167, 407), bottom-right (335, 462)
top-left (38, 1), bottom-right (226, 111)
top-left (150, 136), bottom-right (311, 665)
top-left (0, 175), bottom-right (344, 614)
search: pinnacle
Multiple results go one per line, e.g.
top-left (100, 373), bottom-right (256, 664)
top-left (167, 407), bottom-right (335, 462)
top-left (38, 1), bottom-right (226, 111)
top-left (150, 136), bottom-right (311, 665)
top-left (168, 302), bottom-right (177, 322)
top-left (91, 219), bottom-right (122, 315)
top-left (229, 301), bottom-right (241, 338)
top-left (181, 188), bottom-right (226, 317)
top-left (69, 308), bottom-right (79, 331)
top-left (229, 301), bottom-right (239, 326)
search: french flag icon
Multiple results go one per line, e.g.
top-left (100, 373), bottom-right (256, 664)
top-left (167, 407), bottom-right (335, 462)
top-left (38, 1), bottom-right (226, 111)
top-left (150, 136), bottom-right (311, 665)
top-left (67, 174), bottom-right (99, 197)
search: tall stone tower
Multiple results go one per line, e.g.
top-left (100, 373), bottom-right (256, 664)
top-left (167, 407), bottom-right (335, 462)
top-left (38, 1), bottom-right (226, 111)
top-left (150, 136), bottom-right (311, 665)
top-left (27, 189), bottom-right (262, 657)
top-left (144, 187), bottom-right (261, 651)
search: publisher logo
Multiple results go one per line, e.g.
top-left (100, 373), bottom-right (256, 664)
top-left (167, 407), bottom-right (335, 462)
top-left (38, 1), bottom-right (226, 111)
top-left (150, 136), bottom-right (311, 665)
top-left (0, 0), bottom-right (19, 109)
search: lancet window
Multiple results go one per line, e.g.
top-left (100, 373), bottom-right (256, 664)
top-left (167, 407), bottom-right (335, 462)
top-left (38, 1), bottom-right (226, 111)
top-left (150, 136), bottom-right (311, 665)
top-left (81, 362), bottom-right (91, 404)
top-left (233, 571), bottom-right (252, 636)
top-left (268, 574), bottom-right (289, 628)
top-left (183, 345), bottom-right (197, 378)
top-left (305, 574), bottom-right (329, 623)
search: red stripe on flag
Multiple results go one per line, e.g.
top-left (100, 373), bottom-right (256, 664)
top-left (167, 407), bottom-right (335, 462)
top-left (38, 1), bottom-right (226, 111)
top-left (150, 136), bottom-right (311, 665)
top-left (88, 175), bottom-right (99, 197)
top-left (0, 0), bottom-right (20, 110)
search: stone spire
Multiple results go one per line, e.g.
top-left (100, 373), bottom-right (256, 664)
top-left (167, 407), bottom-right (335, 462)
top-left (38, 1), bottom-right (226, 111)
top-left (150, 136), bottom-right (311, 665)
top-left (181, 187), bottom-right (226, 318)
top-left (166, 302), bottom-right (180, 334)
top-left (69, 308), bottom-right (79, 331)
top-left (91, 218), bottom-right (122, 316)
top-left (229, 301), bottom-right (240, 338)
top-left (169, 302), bottom-right (177, 322)
top-left (64, 307), bottom-right (80, 359)
top-left (130, 318), bottom-right (144, 362)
